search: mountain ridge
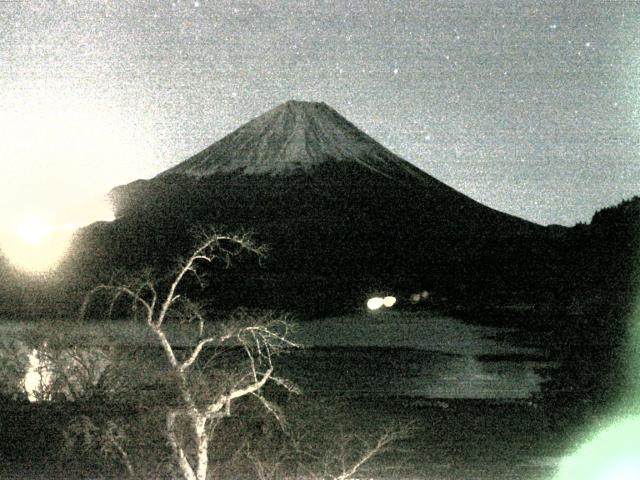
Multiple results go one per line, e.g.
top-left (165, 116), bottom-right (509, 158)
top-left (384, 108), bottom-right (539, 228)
top-left (78, 100), bottom-right (563, 317)
top-left (119, 100), bottom-right (541, 235)
top-left (160, 100), bottom-right (436, 186)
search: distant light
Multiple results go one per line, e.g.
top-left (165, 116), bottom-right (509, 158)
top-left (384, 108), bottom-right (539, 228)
top-left (367, 296), bottom-right (397, 310)
top-left (383, 296), bottom-right (397, 308)
top-left (410, 290), bottom-right (430, 304)
top-left (367, 297), bottom-right (384, 311)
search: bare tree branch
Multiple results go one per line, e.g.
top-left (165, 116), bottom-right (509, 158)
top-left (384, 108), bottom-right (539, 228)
top-left (333, 430), bottom-right (397, 480)
top-left (205, 367), bottom-right (274, 418)
top-left (251, 392), bottom-right (286, 430)
top-left (77, 232), bottom-right (294, 480)
top-left (80, 285), bottom-right (153, 324)
top-left (179, 337), bottom-right (217, 373)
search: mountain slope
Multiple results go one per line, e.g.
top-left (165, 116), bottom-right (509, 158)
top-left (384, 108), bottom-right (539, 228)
top-left (114, 100), bottom-right (537, 233)
top-left (74, 101), bottom-right (559, 316)
top-left (162, 100), bottom-right (429, 182)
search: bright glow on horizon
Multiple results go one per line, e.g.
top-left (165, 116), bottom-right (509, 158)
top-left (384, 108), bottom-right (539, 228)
top-left (2, 224), bottom-right (74, 274)
top-left (0, 88), bottom-right (152, 273)
top-left (0, 197), bottom-right (115, 273)
top-left (17, 216), bottom-right (51, 245)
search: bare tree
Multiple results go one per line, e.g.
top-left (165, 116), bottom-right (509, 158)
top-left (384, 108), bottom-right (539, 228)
top-left (313, 426), bottom-right (410, 480)
top-left (242, 399), bottom-right (413, 480)
top-left (81, 232), bottom-right (299, 480)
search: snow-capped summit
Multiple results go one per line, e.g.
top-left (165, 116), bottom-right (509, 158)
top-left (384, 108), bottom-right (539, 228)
top-left (161, 100), bottom-right (427, 182)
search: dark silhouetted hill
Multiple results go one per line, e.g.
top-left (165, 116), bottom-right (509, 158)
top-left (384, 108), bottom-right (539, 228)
top-left (537, 196), bottom-right (640, 420)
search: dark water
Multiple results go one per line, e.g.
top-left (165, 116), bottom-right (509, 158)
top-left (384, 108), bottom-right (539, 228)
top-left (289, 311), bottom-right (553, 400)
top-left (278, 312), bottom-right (565, 478)
top-left (279, 346), bottom-right (548, 399)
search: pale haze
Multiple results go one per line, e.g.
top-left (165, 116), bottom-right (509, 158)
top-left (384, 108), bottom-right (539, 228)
top-left (1, 0), bottom-right (639, 229)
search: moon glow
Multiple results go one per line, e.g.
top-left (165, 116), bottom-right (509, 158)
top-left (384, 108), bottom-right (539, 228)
top-left (0, 91), bottom-right (151, 273)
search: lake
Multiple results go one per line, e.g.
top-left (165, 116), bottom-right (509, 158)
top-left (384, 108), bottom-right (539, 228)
top-left (288, 310), bottom-right (552, 400)
top-left (0, 311), bottom-right (566, 479)
top-left (0, 310), bottom-right (554, 401)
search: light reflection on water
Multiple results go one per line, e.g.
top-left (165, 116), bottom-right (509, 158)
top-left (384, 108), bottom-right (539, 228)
top-left (19, 343), bottom-right (110, 403)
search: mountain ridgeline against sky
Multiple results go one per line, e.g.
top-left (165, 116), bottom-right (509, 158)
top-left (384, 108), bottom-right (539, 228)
top-left (80, 101), bottom-right (569, 315)
top-left (161, 100), bottom-right (435, 180)
top-left (113, 100), bottom-right (538, 231)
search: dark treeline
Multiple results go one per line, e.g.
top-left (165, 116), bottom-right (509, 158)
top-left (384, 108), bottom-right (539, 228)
top-left (536, 196), bottom-right (640, 423)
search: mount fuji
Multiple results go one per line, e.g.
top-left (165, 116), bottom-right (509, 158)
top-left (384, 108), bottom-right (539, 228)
top-left (74, 101), bottom-right (558, 316)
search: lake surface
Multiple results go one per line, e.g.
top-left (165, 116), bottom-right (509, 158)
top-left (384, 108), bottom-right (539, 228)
top-left (0, 310), bottom-right (553, 400)
top-left (284, 311), bottom-right (563, 478)
top-left (293, 311), bottom-right (534, 355)
top-left (0, 311), bottom-right (566, 479)
top-left (288, 311), bottom-right (552, 399)
top-left (280, 346), bottom-right (546, 399)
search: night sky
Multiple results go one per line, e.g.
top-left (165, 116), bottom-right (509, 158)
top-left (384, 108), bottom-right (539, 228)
top-left (1, 0), bottom-right (639, 226)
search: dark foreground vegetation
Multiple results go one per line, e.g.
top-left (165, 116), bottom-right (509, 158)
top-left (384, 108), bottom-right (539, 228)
top-left (0, 196), bottom-right (638, 479)
top-left (1, 234), bottom-right (410, 480)
top-left (0, 394), bottom-right (566, 480)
